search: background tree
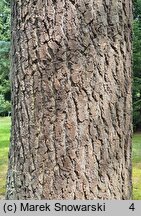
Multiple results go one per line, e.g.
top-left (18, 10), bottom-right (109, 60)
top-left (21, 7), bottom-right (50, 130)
top-left (6, 0), bottom-right (132, 199)
top-left (133, 0), bottom-right (141, 130)
top-left (0, 0), bottom-right (11, 115)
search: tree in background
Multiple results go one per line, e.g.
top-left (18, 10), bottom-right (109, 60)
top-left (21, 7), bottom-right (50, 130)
top-left (133, 0), bottom-right (141, 131)
top-left (6, 0), bottom-right (132, 200)
top-left (0, 0), bottom-right (11, 115)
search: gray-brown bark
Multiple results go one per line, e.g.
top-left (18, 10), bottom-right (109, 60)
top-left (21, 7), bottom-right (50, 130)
top-left (6, 0), bottom-right (132, 199)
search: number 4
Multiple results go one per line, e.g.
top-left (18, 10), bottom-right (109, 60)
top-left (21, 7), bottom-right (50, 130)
top-left (129, 203), bottom-right (135, 211)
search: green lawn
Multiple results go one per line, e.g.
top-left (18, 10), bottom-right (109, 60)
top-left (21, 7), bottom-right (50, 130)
top-left (0, 117), bottom-right (11, 199)
top-left (132, 133), bottom-right (141, 200)
top-left (0, 117), bottom-right (141, 199)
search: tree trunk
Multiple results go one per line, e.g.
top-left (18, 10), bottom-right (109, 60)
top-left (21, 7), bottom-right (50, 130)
top-left (6, 0), bottom-right (132, 199)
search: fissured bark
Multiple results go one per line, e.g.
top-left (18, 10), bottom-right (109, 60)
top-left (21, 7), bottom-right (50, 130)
top-left (6, 0), bottom-right (132, 199)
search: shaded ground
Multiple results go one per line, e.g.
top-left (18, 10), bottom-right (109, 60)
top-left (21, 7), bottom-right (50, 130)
top-left (0, 117), bottom-right (141, 199)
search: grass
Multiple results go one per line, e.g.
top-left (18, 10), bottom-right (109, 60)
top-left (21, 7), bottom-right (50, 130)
top-left (0, 117), bottom-right (11, 199)
top-left (0, 117), bottom-right (141, 199)
top-left (132, 133), bottom-right (141, 200)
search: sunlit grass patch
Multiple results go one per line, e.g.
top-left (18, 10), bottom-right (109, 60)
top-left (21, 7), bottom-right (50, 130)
top-left (132, 165), bottom-right (141, 200)
top-left (132, 133), bottom-right (141, 200)
top-left (0, 117), bottom-right (11, 199)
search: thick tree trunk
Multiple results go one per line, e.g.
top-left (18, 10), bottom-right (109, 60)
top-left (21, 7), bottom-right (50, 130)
top-left (6, 0), bottom-right (132, 199)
